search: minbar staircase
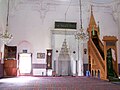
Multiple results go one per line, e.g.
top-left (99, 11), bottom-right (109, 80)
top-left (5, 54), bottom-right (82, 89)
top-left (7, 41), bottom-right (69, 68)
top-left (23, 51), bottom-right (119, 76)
top-left (88, 37), bottom-right (105, 79)
top-left (87, 8), bottom-right (119, 80)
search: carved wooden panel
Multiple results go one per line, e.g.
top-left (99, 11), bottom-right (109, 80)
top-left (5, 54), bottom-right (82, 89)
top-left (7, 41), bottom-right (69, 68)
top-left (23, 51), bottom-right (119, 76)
top-left (4, 60), bottom-right (17, 76)
top-left (4, 45), bottom-right (17, 59)
top-left (106, 42), bottom-right (115, 46)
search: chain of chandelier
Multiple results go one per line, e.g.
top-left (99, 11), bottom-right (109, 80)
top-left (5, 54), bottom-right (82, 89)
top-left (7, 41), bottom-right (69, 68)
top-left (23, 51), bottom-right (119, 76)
top-left (0, 0), bottom-right (13, 45)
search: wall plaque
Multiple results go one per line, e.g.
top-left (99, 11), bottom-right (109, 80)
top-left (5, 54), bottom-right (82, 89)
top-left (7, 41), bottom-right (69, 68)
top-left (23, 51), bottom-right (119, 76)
top-left (55, 22), bottom-right (77, 29)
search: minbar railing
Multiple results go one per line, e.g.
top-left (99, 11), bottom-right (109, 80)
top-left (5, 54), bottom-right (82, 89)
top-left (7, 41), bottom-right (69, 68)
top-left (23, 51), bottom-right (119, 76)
top-left (89, 38), bottom-right (105, 79)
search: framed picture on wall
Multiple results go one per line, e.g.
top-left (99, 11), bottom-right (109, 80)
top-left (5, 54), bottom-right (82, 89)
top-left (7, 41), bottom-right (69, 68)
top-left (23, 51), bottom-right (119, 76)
top-left (37, 53), bottom-right (45, 59)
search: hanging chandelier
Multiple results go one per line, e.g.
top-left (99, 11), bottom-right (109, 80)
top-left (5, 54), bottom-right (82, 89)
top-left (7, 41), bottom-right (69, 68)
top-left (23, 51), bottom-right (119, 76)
top-left (0, 0), bottom-right (13, 44)
top-left (74, 0), bottom-right (88, 41)
top-left (75, 27), bottom-right (88, 41)
top-left (0, 29), bottom-right (13, 44)
top-left (74, 0), bottom-right (89, 76)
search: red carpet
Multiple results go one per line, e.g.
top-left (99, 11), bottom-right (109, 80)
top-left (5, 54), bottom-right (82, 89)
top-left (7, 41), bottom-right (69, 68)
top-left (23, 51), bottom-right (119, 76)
top-left (0, 76), bottom-right (120, 90)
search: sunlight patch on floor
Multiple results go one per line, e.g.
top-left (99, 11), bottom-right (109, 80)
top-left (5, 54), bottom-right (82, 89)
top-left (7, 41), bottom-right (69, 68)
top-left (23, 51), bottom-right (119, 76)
top-left (0, 76), bottom-right (39, 83)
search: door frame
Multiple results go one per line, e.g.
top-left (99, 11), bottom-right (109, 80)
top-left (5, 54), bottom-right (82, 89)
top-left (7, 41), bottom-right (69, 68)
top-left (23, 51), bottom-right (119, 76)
top-left (18, 53), bottom-right (33, 76)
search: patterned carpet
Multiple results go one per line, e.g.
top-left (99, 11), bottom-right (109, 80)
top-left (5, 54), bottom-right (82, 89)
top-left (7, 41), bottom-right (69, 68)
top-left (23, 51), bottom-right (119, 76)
top-left (0, 76), bottom-right (120, 90)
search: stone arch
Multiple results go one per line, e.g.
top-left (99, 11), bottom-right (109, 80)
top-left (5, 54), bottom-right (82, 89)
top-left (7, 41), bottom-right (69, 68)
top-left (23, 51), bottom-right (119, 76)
top-left (17, 40), bottom-right (33, 59)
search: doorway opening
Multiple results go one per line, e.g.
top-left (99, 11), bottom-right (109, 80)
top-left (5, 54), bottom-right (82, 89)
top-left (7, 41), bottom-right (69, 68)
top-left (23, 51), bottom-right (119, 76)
top-left (18, 53), bottom-right (32, 75)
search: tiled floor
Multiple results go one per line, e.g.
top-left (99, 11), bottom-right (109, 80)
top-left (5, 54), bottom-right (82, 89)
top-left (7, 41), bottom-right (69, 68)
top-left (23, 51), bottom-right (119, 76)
top-left (0, 76), bottom-right (120, 90)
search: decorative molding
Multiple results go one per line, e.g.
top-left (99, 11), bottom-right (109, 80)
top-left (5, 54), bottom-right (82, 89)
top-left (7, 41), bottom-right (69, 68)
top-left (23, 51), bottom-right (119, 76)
top-left (9, 0), bottom-right (120, 24)
top-left (10, 0), bottom-right (56, 22)
top-left (89, 0), bottom-right (120, 13)
top-left (51, 29), bottom-right (76, 35)
top-left (103, 36), bottom-right (118, 41)
top-left (34, 0), bottom-right (51, 22)
top-left (17, 40), bottom-right (34, 55)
